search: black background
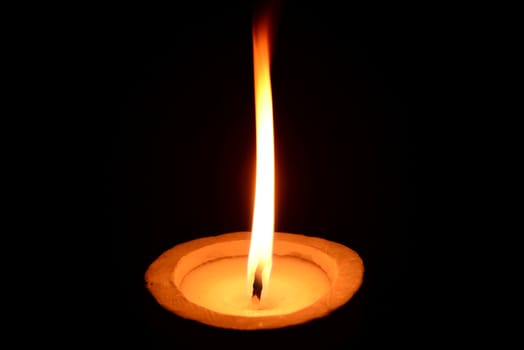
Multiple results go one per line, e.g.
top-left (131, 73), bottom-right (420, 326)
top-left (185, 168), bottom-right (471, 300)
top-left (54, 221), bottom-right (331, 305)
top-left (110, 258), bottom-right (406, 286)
top-left (97, 0), bottom-right (420, 348)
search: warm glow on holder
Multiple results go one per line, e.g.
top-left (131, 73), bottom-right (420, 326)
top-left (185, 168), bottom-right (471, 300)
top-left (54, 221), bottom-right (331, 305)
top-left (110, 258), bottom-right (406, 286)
top-left (248, 14), bottom-right (275, 302)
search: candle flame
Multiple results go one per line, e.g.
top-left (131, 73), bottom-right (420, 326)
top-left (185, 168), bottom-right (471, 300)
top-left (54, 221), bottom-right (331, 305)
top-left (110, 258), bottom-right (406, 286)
top-left (247, 14), bottom-right (275, 301)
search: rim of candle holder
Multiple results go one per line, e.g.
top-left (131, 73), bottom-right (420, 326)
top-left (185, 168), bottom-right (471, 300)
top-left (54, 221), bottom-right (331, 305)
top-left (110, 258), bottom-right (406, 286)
top-left (145, 231), bottom-right (364, 330)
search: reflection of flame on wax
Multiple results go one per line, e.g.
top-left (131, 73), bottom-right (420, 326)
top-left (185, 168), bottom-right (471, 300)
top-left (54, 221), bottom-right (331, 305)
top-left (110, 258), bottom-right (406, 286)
top-left (247, 13), bottom-right (275, 303)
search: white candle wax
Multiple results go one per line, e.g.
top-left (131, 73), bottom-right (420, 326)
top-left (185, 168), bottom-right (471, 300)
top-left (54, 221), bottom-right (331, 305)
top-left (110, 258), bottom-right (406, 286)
top-left (179, 255), bottom-right (330, 316)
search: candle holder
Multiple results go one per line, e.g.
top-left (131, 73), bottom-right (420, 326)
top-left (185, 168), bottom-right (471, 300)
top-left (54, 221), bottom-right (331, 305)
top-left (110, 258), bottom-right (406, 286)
top-left (145, 231), bottom-right (364, 330)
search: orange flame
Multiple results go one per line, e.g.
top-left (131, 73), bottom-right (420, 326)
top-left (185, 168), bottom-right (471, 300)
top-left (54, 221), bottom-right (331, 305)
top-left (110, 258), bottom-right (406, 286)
top-left (247, 14), bottom-right (275, 301)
